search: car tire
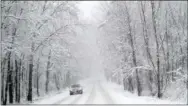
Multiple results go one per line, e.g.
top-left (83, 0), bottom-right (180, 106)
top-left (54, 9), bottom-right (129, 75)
top-left (80, 90), bottom-right (83, 94)
top-left (70, 92), bottom-right (73, 95)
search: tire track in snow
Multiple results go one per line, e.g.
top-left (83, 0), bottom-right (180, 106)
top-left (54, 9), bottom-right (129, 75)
top-left (56, 93), bottom-right (83, 104)
top-left (69, 94), bottom-right (83, 104)
top-left (85, 84), bottom-right (96, 104)
top-left (98, 82), bottom-right (115, 104)
top-left (55, 95), bottom-right (72, 104)
top-left (55, 94), bottom-right (76, 104)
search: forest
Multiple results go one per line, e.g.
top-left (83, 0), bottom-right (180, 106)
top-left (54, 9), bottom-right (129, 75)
top-left (99, 1), bottom-right (187, 100)
top-left (1, 1), bottom-right (187, 105)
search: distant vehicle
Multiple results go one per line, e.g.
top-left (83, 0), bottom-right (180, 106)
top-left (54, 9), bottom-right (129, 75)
top-left (69, 84), bottom-right (83, 95)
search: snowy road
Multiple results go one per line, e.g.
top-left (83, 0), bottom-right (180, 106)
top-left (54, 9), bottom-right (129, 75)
top-left (57, 82), bottom-right (114, 104)
top-left (33, 80), bottom-right (183, 104)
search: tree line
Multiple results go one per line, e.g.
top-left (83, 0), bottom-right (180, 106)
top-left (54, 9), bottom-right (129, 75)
top-left (1, 1), bottom-right (83, 105)
top-left (99, 1), bottom-right (187, 101)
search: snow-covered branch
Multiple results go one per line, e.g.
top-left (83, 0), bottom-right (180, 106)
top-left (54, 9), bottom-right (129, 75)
top-left (3, 15), bottom-right (27, 21)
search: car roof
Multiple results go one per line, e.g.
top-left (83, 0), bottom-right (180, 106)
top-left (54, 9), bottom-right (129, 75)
top-left (71, 84), bottom-right (80, 86)
top-left (72, 84), bottom-right (80, 85)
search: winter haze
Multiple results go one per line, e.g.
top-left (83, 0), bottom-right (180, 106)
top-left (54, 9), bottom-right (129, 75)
top-left (1, 1), bottom-right (187, 105)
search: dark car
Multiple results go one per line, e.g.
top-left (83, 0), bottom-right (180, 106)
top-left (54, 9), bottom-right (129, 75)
top-left (69, 84), bottom-right (83, 95)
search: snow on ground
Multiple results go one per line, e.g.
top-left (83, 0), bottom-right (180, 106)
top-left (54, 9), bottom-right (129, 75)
top-left (75, 84), bottom-right (94, 104)
top-left (33, 79), bottom-right (93, 104)
top-left (32, 79), bottom-right (185, 104)
top-left (91, 84), bottom-right (108, 104)
top-left (60, 83), bottom-right (93, 104)
top-left (33, 88), bottom-right (69, 104)
top-left (102, 81), bottom-right (185, 104)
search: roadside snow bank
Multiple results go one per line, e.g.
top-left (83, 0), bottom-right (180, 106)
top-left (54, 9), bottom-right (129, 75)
top-left (101, 81), bottom-right (184, 104)
top-left (33, 88), bottom-right (69, 104)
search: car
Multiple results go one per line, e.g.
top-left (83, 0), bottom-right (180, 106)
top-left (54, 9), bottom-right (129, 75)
top-left (69, 84), bottom-right (83, 95)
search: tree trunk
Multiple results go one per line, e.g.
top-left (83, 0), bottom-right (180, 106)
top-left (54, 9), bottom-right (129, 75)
top-left (2, 53), bottom-right (10, 105)
top-left (54, 74), bottom-right (60, 91)
top-left (45, 50), bottom-right (51, 94)
top-left (3, 61), bottom-right (9, 105)
top-left (36, 58), bottom-right (40, 97)
top-left (148, 70), bottom-right (153, 95)
top-left (125, 2), bottom-right (141, 96)
top-left (15, 59), bottom-right (18, 103)
top-left (151, 1), bottom-right (162, 98)
top-left (1, 58), bottom-right (6, 105)
top-left (8, 52), bottom-right (14, 104)
top-left (18, 59), bottom-right (21, 103)
top-left (140, 2), bottom-right (154, 95)
top-left (165, 8), bottom-right (170, 85)
top-left (187, 27), bottom-right (188, 89)
top-left (128, 76), bottom-right (134, 93)
top-left (123, 76), bottom-right (126, 90)
top-left (27, 42), bottom-right (34, 102)
top-left (66, 71), bottom-right (71, 87)
top-left (20, 54), bottom-right (25, 98)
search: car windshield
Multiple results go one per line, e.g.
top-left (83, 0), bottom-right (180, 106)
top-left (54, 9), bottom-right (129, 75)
top-left (71, 84), bottom-right (80, 88)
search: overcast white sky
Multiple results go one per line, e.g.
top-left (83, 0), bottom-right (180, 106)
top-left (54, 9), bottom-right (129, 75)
top-left (78, 1), bottom-right (99, 18)
top-left (77, 1), bottom-right (106, 24)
